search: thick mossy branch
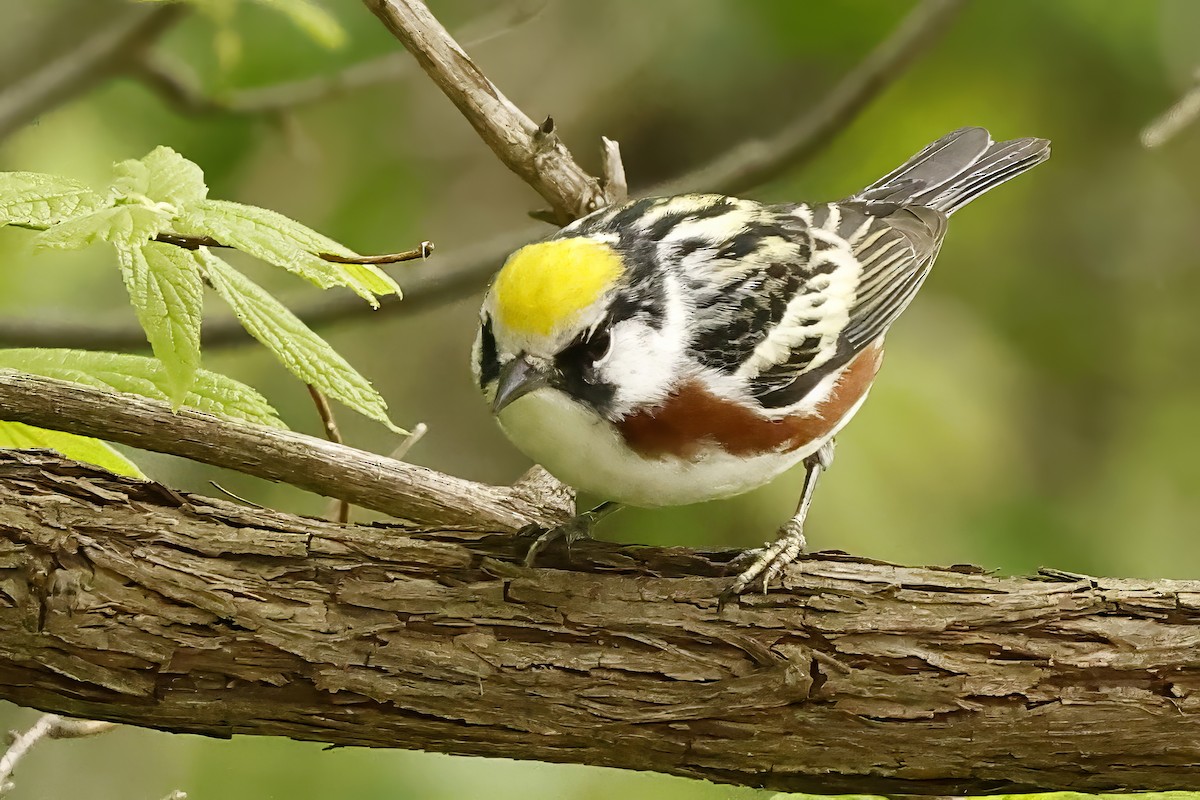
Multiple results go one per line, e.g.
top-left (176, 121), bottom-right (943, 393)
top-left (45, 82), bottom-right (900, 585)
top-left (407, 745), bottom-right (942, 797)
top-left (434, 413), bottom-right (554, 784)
top-left (1, 450), bottom-right (1199, 795)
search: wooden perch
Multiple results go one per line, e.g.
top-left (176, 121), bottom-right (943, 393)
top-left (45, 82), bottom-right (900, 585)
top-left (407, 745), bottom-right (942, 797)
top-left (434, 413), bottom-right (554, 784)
top-left (2, 2), bottom-right (1177, 795)
top-left (0, 370), bottom-right (570, 530)
top-left (1, 448), bottom-right (1199, 795)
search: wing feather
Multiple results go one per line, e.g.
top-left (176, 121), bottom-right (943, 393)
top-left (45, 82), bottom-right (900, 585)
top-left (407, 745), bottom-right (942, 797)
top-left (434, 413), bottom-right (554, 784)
top-left (732, 202), bottom-right (943, 409)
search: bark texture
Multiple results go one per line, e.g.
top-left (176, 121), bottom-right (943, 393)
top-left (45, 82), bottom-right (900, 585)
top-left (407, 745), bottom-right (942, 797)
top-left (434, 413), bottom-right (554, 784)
top-left (1, 450), bottom-right (1199, 794)
top-left (0, 371), bottom-right (572, 530)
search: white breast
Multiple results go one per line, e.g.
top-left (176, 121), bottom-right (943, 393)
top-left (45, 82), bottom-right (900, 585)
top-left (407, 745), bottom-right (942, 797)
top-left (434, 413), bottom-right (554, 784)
top-left (496, 389), bottom-right (864, 507)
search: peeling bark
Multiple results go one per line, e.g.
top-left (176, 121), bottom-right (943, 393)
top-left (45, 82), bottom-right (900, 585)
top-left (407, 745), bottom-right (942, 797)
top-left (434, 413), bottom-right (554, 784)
top-left (0, 450), bottom-right (1198, 795)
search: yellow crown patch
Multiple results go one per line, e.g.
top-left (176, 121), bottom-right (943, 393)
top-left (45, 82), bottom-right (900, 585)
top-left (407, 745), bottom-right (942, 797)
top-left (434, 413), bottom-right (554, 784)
top-left (493, 238), bottom-right (624, 337)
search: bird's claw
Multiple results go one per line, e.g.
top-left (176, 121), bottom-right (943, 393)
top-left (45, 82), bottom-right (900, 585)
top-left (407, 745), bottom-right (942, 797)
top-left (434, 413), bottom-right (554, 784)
top-left (717, 519), bottom-right (807, 611)
top-left (519, 514), bottom-right (597, 566)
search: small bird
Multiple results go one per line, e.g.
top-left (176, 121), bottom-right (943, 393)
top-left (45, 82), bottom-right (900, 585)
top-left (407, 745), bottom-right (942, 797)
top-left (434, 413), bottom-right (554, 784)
top-left (472, 127), bottom-right (1050, 602)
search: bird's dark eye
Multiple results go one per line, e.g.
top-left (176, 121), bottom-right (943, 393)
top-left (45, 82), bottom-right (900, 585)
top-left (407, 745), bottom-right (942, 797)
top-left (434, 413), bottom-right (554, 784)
top-left (554, 327), bottom-right (618, 406)
top-left (583, 329), bottom-right (612, 364)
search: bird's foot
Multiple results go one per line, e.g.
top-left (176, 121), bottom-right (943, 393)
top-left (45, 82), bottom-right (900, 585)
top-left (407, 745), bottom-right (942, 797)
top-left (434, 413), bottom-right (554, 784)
top-left (718, 518), bottom-right (807, 610)
top-left (518, 512), bottom-right (599, 567)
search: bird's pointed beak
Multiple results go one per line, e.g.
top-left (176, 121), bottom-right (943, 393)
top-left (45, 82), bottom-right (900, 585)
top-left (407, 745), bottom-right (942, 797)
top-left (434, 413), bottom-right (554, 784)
top-left (492, 355), bottom-right (551, 415)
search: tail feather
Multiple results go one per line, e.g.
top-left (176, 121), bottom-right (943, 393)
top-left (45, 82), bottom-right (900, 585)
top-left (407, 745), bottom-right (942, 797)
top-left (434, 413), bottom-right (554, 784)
top-left (851, 127), bottom-right (1050, 216)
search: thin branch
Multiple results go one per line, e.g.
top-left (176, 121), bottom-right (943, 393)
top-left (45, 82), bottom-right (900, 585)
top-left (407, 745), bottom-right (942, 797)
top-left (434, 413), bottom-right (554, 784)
top-left (363, 0), bottom-right (610, 223)
top-left (96, 230), bottom-right (435, 266)
top-left (1142, 68), bottom-right (1200, 148)
top-left (390, 421), bottom-right (428, 461)
top-left (0, 714), bottom-right (57, 795)
top-left (306, 384), bottom-right (351, 524)
top-left (0, 3), bottom-right (186, 142)
top-left (208, 481), bottom-right (266, 509)
top-left (317, 241), bottom-right (433, 265)
top-left (0, 714), bottom-right (116, 795)
top-left (599, 136), bottom-right (628, 206)
top-left (0, 0), bottom-right (959, 351)
top-left (0, 370), bottom-right (571, 530)
top-left (3, 449), bottom-right (1200, 795)
top-left (651, 0), bottom-right (968, 197)
top-left (131, 2), bottom-right (549, 117)
top-left (306, 385), bottom-right (344, 445)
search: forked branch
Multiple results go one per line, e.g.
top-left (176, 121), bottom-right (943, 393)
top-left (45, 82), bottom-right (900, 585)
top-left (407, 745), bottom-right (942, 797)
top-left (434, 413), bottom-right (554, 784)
top-left (364, 0), bottom-right (615, 223)
top-left (0, 0), bottom-right (964, 351)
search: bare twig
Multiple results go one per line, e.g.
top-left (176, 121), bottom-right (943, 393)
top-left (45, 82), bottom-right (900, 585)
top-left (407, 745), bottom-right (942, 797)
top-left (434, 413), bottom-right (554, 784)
top-left (306, 384), bottom-right (351, 524)
top-left (390, 421), bottom-right (428, 461)
top-left (0, 370), bottom-right (567, 530)
top-left (318, 241), bottom-right (433, 265)
top-left (117, 231), bottom-right (434, 266)
top-left (364, 0), bottom-right (610, 223)
top-left (651, 0), bottom-right (968, 197)
top-left (0, 714), bottom-right (116, 795)
top-left (131, 2), bottom-right (549, 117)
top-left (0, 3), bottom-right (186, 142)
top-left (0, 0), bottom-right (958, 350)
top-left (208, 481), bottom-right (266, 509)
top-left (1142, 68), bottom-right (1200, 148)
top-left (306, 385), bottom-right (344, 445)
top-left (599, 136), bottom-right (628, 206)
top-left (0, 714), bottom-right (56, 794)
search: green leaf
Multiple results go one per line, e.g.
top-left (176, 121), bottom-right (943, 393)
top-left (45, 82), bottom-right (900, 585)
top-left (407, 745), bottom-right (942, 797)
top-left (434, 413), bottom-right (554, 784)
top-left (113, 241), bottom-right (204, 402)
top-left (135, 0), bottom-right (344, 48)
top-left (112, 146), bottom-right (208, 209)
top-left (0, 421), bottom-right (145, 479)
top-left (197, 250), bottom-right (402, 432)
top-left (252, 0), bottom-right (346, 48)
top-left (174, 199), bottom-right (400, 307)
top-left (0, 349), bottom-right (286, 429)
top-left (0, 172), bottom-right (109, 227)
top-left (35, 205), bottom-right (169, 250)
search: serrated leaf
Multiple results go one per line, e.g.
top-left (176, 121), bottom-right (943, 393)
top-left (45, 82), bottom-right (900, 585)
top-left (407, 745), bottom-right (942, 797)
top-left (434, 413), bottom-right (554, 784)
top-left (113, 241), bottom-right (204, 402)
top-left (0, 172), bottom-right (109, 227)
top-left (112, 146), bottom-right (208, 209)
top-left (197, 250), bottom-right (403, 432)
top-left (36, 205), bottom-right (169, 250)
top-left (203, 199), bottom-right (352, 255)
top-left (253, 0), bottom-right (346, 48)
top-left (0, 349), bottom-right (286, 429)
top-left (173, 199), bottom-right (399, 306)
top-left (0, 421), bottom-right (145, 478)
top-left (342, 262), bottom-right (403, 297)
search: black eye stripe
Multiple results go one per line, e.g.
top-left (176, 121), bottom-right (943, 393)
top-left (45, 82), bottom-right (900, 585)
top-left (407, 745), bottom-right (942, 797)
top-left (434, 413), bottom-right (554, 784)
top-left (583, 328), bottom-right (612, 363)
top-left (560, 326), bottom-right (611, 365)
top-left (554, 326), bottom-right (617, 414)
top-left (477, 317), bottom-right (500, 389)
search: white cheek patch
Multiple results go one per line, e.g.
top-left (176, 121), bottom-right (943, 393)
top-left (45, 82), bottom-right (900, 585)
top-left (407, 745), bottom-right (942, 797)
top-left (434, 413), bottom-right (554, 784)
top-left (596, 321), bottom-right (680, 415)
top-left (597, 275), bottom-right (691, 416)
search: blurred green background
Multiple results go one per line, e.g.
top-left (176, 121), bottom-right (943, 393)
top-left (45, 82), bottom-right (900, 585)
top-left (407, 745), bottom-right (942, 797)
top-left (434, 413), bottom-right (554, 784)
top-left (2, 0), bottom-right (1200, 797)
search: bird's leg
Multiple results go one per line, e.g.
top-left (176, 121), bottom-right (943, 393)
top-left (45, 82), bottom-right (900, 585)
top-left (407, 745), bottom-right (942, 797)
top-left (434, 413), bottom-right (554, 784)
top-left (520, 501), bottom-right (622, 566)
top-left (719, 440), bottom-right (836, 608)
